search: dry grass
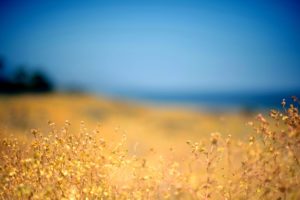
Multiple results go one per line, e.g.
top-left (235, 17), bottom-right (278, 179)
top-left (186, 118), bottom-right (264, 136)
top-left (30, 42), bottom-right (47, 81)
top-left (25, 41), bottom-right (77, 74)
top-left (0, 95), bottom-right (299, 199)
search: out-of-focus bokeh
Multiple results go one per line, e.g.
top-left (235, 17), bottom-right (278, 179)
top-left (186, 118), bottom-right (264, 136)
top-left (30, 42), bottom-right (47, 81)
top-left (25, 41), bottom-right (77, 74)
top-left (1, 1), bottom-right (300, 199)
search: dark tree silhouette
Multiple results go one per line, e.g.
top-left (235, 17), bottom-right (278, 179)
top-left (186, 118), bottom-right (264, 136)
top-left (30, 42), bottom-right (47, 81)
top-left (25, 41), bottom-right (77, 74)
top-left (13, 65), bottom-right (30, 92)
top-left (30, 70), bottom-right (53, 92)
top-left (0, 56), bottom-right (54, 94)
top-left (14, 65), bottom-right (29, 84)
top-left (0, 58), bottom-right (11, 93)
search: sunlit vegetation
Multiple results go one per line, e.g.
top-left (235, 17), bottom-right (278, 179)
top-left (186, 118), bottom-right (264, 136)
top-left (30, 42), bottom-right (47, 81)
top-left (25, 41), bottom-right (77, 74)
top-left (0, 95), bottom-right (299, 199)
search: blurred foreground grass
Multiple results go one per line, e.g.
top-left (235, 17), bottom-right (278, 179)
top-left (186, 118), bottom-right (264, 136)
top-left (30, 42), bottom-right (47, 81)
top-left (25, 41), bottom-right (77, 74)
top-left (0, 94), bottom-right (299, 199)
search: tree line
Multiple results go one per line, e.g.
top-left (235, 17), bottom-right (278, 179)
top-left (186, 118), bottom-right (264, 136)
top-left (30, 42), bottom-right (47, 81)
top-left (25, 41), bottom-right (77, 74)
top-left (0, 57), bottom-right (54, 94)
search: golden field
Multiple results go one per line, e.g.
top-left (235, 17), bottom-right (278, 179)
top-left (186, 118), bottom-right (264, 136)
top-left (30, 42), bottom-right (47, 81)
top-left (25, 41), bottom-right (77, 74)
top-left (0, 94), bottom-right (299, 199)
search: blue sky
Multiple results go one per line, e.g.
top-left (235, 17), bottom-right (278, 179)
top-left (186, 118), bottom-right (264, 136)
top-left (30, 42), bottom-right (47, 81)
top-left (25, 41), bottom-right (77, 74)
top-left (0, 0), bottom-right (300, 94)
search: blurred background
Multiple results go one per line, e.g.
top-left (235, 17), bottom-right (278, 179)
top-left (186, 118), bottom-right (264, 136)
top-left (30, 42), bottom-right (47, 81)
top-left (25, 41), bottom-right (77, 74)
top-left (1, 2), bottom-right (300, 198)
top-left (0, 0), bottom-right (300, 144)
top-left (1, 0), bottom-right (300, 109)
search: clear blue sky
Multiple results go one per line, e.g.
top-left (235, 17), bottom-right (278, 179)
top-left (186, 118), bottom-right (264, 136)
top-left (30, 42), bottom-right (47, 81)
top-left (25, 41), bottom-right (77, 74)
top-left (0, 0), bottom-right (300, 94)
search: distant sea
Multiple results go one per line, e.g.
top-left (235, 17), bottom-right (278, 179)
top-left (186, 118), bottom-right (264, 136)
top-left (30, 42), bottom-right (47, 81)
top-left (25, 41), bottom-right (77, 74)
top-left (109, 90), bottom-right (300, 112)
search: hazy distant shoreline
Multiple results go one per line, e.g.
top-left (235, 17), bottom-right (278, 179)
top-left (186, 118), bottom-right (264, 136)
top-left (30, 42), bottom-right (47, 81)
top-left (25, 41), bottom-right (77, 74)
top-left (105, 90), bottom-right (300, 111)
